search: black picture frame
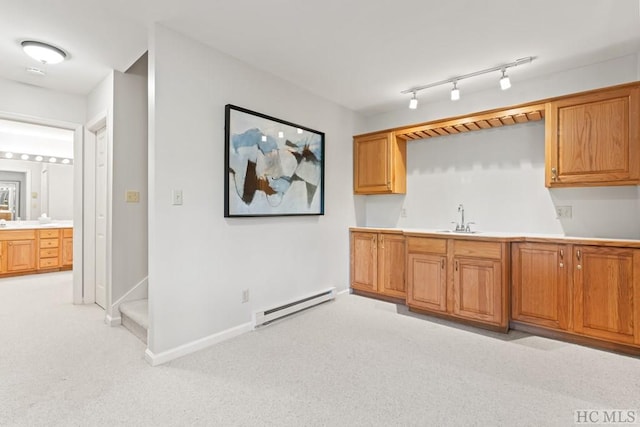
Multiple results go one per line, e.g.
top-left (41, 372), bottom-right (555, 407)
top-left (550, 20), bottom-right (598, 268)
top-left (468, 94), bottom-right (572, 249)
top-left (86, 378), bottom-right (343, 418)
top-left (224, 104), bottom-right (325, 217)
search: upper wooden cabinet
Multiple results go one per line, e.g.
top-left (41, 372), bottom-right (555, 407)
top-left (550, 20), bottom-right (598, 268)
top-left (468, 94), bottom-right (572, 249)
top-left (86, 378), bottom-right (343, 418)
top-left (545, 85), bottom-right (640, 187)
top-left (353, 131), bottom-right (406, 194)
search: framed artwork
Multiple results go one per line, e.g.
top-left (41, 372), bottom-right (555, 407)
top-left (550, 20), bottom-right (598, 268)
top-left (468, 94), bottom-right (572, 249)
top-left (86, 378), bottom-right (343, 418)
top-left (224, 104), bottom-right (325, 217)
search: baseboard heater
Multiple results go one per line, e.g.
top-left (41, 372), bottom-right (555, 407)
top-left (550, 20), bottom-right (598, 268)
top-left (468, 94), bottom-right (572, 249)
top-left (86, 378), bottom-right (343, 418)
top-left (253, 287), bottom-right (336, 328)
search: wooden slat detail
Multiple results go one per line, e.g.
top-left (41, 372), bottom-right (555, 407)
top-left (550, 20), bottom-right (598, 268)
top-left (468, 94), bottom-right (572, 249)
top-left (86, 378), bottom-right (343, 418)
top-left (443, 126), bottom-right (459, 134)
top-left (434, 128), bottom-right (450, 136)
top-left (526, 111), bottom-right (542, 121)
top-left (488, 118), bottom-right (503, 127)
top-left (465, 122), bottom-right (480, 131)
top-left (500, 116), bottom-right (516, 125)
top-left (405, 133), bottom-right (420, 140)
top-left (454, 124), bottom-right (470, 132)
top-left (415, 131), bottom-right (431, 139)
top-left (476, 120), bottom-right (491, 129)
top-left (514, 113), bottom-right (529, 123)
top-left (410, 132), bottom-right (425, 140)
top-left (425, 129), bottom-right (440, 137)
top-left (396, 133), bottom-right (411, 141)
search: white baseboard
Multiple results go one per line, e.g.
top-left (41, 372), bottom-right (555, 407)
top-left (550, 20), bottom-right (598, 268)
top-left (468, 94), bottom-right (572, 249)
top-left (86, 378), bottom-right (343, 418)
top-left (105, 314), bottom-right (121, 326)
top-left (336, 288), bottom-right (350, 297)
top-left (144, 322), bottom-right (253, 366)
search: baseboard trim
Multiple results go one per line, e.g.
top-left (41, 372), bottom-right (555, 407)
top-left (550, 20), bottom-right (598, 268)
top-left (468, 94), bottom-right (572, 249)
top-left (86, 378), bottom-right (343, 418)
top-left (336, 288), bottom-right (350, 297)
top-left (105, 314), bottom-right (122, 326)
top-left (144, 322), bottom-right (253, 366)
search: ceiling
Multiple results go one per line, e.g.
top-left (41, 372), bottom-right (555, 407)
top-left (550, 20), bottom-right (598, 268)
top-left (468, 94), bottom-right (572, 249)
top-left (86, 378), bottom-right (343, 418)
top-left (0, 0), bottom-right (639, 116)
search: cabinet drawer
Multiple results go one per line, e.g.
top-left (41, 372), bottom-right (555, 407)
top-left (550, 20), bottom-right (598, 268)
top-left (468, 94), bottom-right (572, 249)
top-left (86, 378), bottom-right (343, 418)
top-left (407, 237), bottom-right (447, 254)
top-left (39, 257), bottom-right (59, 268)
top-left (39, 238), bottom-right (59, 249)
top-left (39, 229), bottom-right (60, 238)
top-left (62, 228), bottom-right (73, 238)
top-left (0, 230), bottom-right (36, 241)
top-left (453, 240), bottom-right (502, 259)
top-left (40, 248), bottom-right (59, 258)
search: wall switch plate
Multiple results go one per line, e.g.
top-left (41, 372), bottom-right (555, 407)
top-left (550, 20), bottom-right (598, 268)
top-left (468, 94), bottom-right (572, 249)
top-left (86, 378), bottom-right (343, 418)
top-left (172, 190), bottom-right (183, 205)
top-left (401, 208), bottom-right (407, 218)
top-left (556, 205), bottom-right (572, 219)
top-left (242, 289), bottom-right (250, 303)
top-left (126, 190), bottom-right (140, 203)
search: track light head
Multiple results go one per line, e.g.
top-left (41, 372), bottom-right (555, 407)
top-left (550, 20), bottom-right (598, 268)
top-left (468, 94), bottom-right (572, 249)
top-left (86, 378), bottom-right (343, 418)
top-left (409, 92), bottom-right (418, 109)
top-left (450, 81), bottom-right (460, 101)
top-left (499, 69), bottom-right (511, 90)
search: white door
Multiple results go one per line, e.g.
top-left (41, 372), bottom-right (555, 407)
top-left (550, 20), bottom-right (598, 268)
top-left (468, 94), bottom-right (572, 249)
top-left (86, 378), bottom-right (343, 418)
top-left (95, 127), bottom-right (107, 309)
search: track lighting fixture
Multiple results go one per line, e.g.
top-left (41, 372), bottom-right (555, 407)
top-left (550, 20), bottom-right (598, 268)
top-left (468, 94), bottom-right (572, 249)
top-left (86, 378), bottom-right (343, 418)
top-left (499, 69), bottom-right (511, 90)
top-left (450, 81), bottom-right (460, 101)
top-left (402, 56), bottom-right (534, 108)
top-left (409, 91), bottom-right (418, 109)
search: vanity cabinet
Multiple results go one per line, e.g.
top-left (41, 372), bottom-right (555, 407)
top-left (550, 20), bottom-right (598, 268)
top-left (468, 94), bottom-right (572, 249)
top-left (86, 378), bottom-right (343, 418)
top-left (0, 227), bottom-right (72, 277)
top-left (38, 229), bottom-right (60, 269)
top-left (353, 131), bottom-right (406, 194)
top-left (62, 228), bottom-right (73, 267)
top-left (350, 230), bottom-right (405, 300)
top-left (406, 237), bottom-right (447, 313)
top-left (511, 242), bottom-right (571, 330)
top-left (7, 238), bottom-right (37, 272)
top-left (545, 85), bottom-right (640, 187)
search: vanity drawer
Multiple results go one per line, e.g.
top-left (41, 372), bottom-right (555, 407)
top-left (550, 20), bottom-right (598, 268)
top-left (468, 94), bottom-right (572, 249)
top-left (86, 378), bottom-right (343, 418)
top-left (39, 257), bottom-right (59, 268)
top-left (62, 228), bottom-right (73, 238)
top-left (39, 229), bottom-right (60, 238)
top-left (39, 238), bottom-right (59, 249)
top-left (40, 248), bottom-right (59, 258)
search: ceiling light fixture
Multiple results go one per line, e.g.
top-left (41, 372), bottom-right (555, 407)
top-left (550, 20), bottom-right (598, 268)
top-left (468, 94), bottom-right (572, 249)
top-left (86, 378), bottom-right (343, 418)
top-left (21, 40), bottom-right (67, 64)
top-left (402, 56), bottom-right (534, 107)
top-left (499, 69), bottom-right (511, 90)
top-left (409, 91), bottom-right (418, 109)
top-left (450, 81), bottom-right (460, 101)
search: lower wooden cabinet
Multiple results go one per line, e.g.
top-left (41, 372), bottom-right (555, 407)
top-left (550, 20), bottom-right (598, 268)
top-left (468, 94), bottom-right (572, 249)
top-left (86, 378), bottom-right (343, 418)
top-left (406, 236), bottom-right (509, 331)
top-left (62, 229), bottom-right (73, 267)
top-left (511, 242), bottom-right (571, 330)
top-left (7, 239), bottom-right (37, 272)
top-left (350, 230), bottom-right (405, 300)
top-left (0, 227), bottom-right (72, 277)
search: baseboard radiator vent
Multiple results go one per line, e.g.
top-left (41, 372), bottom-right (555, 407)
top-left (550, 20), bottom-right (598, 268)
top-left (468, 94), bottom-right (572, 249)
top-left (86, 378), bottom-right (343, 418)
top-left (253, 287), bottom-right (336, 328)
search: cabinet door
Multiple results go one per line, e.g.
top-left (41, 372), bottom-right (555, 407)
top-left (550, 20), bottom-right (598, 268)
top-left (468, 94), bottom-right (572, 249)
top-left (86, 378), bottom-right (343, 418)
top-left (546, 86), bottom-right (640, 187)
top-left (573, 246), bottom-right (640, 345)
top-left (511, 243), bottom-right (570, 330)
top-left (62, 237), bottom-right (73, 266)
top-left (452, 257), bottom-right (503, 325)
top-left (353, 132), bottom-right (406, 194)
top-left (7, 240), bottom-right (36, 272)
top-left (378, 233), bottom-right (405, 298)
top-left (350, 232), bottom-right (377, 292)
top-left (407, 253), bottom-right (447, 312)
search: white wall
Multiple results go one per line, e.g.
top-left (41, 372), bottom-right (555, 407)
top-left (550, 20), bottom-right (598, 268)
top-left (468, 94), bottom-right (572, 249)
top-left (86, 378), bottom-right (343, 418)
top-left (148, 24), bottom-right (359, 355)
top-left (360, 53), bottom-right (640, 239)
top-left (44, 163), bottom-right (74, 220)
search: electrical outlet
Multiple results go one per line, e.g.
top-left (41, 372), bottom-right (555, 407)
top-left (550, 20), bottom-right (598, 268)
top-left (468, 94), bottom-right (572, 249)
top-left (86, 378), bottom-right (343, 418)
top-left (400, 208), bottom-right (407, 218)
top-left (242, 289), bottom-right (250, 303)
top-left (126, 190), bottom-right (140, 203)
top-left (172, 190), bottom-right (183, 205)
top-left (556, 205), bottom-right (572, 219)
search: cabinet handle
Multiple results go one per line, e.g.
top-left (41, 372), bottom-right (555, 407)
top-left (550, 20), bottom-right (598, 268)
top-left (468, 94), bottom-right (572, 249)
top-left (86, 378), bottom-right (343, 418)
top-left (371, 236), bottom-right (376, 253)
top-left (576, 249), bottom-right (581, 261)
top-left (441, 259), bottom-right (445, 269)
top-left (559, 249), bottom-right (564, 268)
top-left (551, 167), bottom-right (558, 182)
top-left (576, 249), bottom-right (582, 270)
top-left (380, 235), bottom-right (384, 249)
top-left (455, 260), bottom-right (458, 271)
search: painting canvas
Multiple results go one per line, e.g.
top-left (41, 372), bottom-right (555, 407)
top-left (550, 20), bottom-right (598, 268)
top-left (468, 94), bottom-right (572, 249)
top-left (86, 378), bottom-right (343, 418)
top-left (224, 105), bottom-right (325, 217)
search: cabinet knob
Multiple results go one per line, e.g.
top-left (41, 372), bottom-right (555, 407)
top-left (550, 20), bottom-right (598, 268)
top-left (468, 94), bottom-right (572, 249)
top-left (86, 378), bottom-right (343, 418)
top-left (577, 265), bottom-right (582, 270)
top-left (559, 262), bottom-right (564, 268)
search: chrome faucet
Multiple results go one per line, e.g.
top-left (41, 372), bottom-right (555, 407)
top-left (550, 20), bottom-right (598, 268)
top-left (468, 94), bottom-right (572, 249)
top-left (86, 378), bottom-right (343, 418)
top-left (452, 204), bottom-right (475, 232)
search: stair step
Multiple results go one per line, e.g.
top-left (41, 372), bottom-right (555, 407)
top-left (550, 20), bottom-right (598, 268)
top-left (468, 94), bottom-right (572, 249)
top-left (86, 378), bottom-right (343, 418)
top-left (120, 299), bottom-right (148, 344)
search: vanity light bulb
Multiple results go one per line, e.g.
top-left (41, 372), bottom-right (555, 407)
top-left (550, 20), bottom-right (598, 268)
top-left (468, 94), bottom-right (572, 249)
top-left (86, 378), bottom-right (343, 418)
top-left (278, 131), bottom-right (284, 138)
top-left (62, 159), bottom-right (70, 164)
top-left (21, 154), bottom-right (29, 160)
top-left (49, 157), bottom-right (57, 163)
top-left (261, 135), bottom-right (267, 142)
top-left (35, 156), bottom-right (43, 161)
top-left (297, 128), bottom-right (303, 134)
top-left (4, 152), bottom-right (13, 159)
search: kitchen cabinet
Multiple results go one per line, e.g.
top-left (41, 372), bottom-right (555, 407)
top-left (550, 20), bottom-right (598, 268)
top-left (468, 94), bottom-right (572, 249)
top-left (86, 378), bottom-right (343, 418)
top-left (406, 237), bottom-right (447, 313)
top-left (406, 236), bottom-right (509, 331)
top-left (350, 230), bottom-right (405, 300)
top-left (511, 242), bottom-right (571, 330)
top-left (573, 245), bottom-right (640, 345)
top-left (545, 85), bottom-right (640, 187)
top-left (451, 240), bottom-right (508, 329)
top-left (353, 131), bottom-right (406, 194)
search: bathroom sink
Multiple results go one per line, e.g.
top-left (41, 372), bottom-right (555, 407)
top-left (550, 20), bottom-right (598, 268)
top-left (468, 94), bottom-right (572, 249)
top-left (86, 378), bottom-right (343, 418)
top-left (436, 230), bottom-right (481, 234)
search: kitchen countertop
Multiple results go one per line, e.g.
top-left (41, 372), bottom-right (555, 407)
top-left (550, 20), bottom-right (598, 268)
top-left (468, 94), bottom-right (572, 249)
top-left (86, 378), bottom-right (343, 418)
top-left (0, 221), bottom-right (73, 230)
top-left (350, 226), bottom-right (640, 248)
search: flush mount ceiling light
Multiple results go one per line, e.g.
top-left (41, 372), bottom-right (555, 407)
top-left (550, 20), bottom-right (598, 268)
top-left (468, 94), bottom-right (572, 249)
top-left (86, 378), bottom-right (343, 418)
top-left (402, 56), bottom-right (534, 108)
top-left (21, 40), bottom-right (67, 64)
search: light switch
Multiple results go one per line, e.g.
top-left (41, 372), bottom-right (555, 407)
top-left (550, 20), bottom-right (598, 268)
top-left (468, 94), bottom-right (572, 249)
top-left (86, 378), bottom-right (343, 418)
top-left (126, 190), bottom-right (140, 203)
top-left (172, 190), bottom-right (183, 205)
